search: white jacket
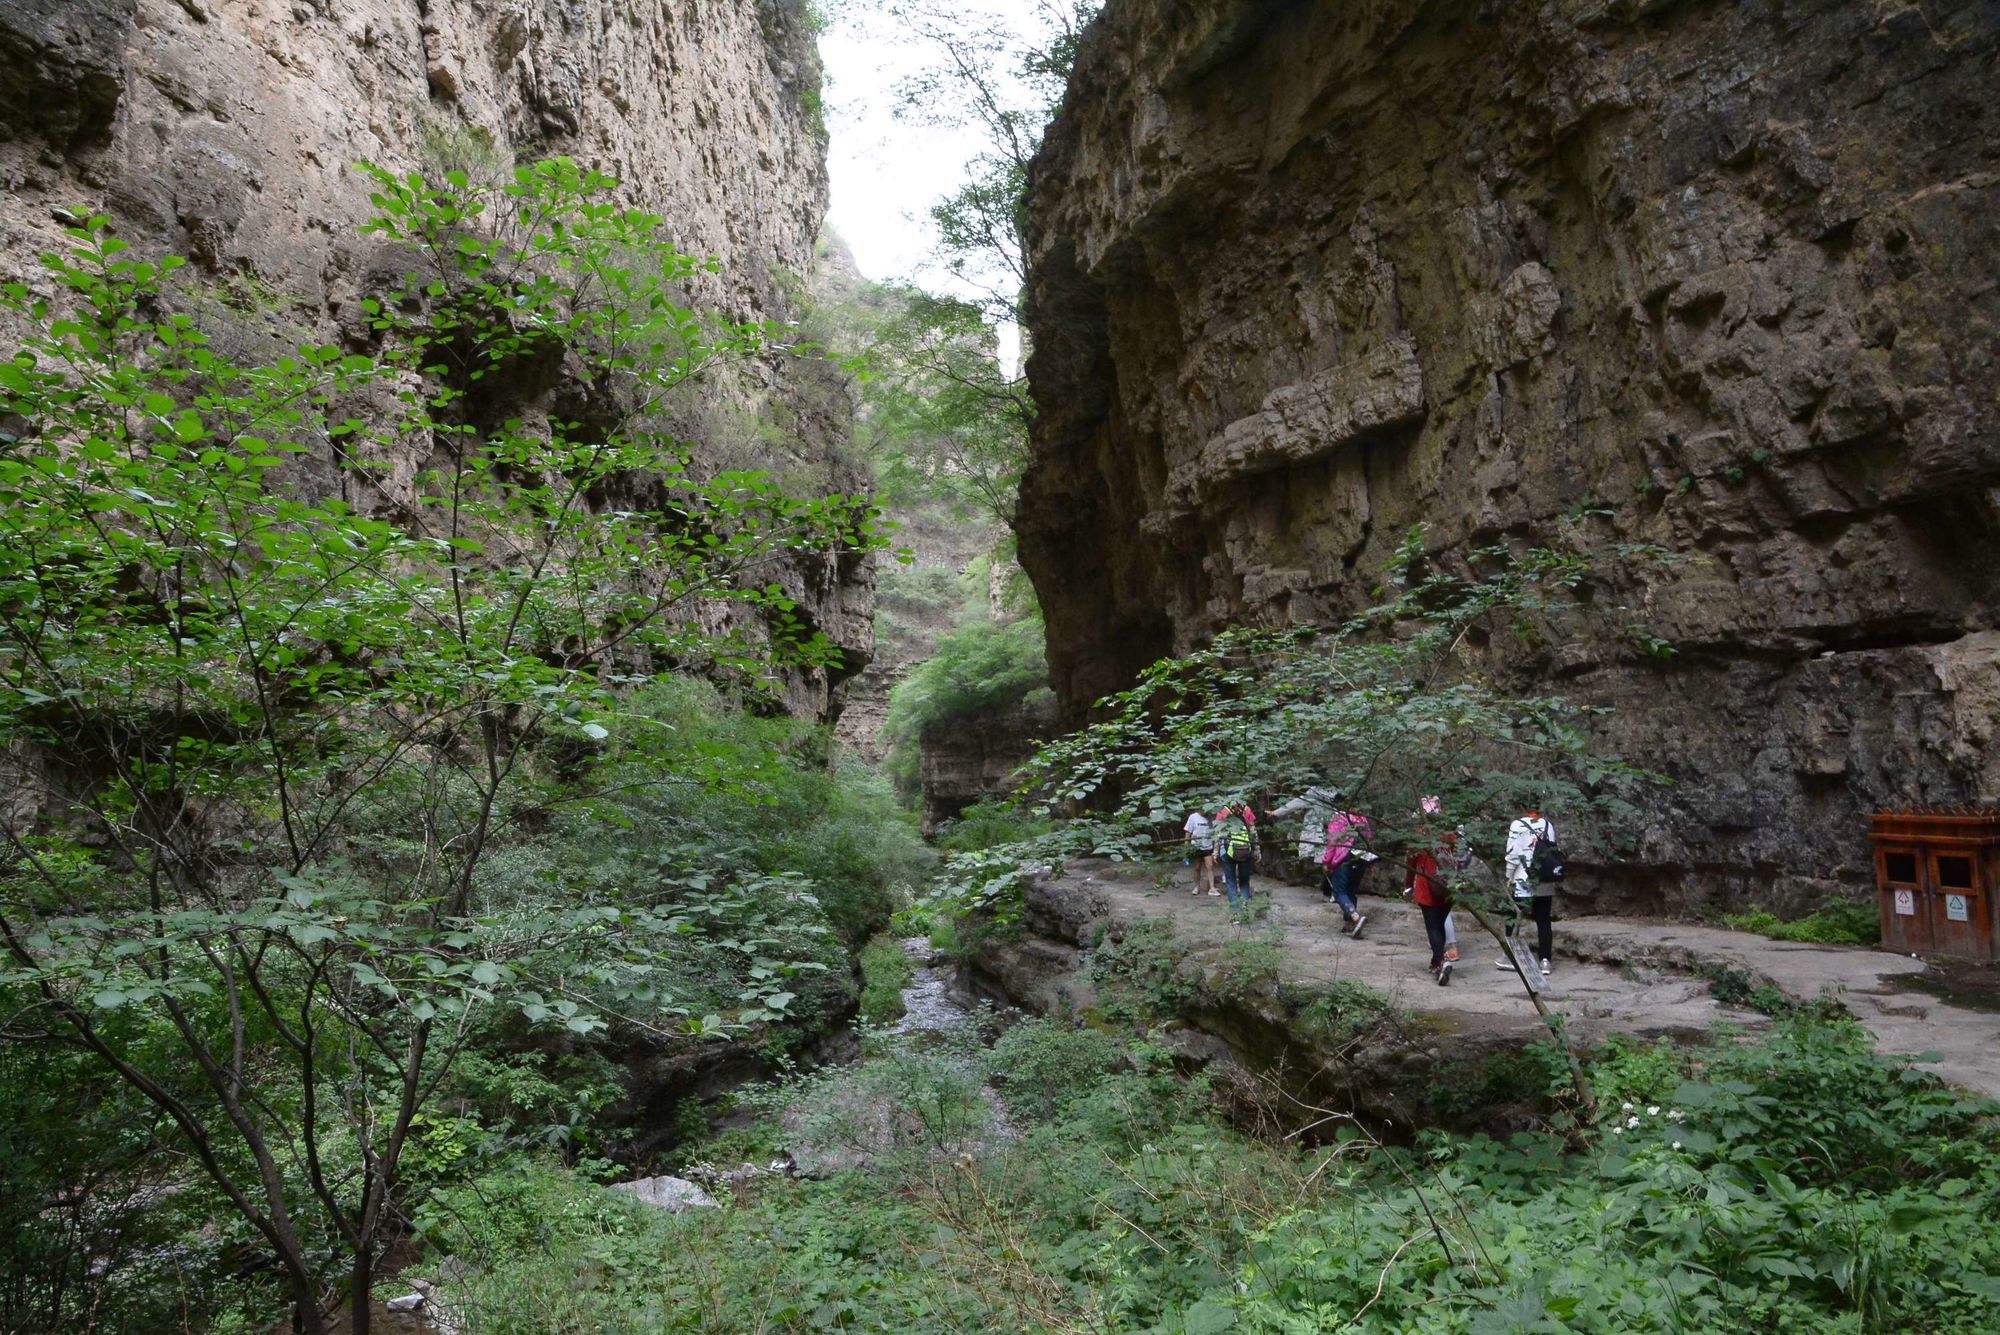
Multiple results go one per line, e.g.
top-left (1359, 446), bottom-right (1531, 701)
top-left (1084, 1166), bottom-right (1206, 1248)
top-left (1504, 816), bottom-right (1555, 887)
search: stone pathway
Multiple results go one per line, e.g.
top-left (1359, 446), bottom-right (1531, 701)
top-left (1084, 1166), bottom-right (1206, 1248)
top-left (1059, 861), bottom-right (2000, 1099)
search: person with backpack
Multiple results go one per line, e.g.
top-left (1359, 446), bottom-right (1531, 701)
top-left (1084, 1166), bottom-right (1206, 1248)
top-left (1182, 809), bottom-right (1218, 896)
top-left (1496, 804), bottom-right (1562, 977)
top-left (1271, 783), bottom-right (1343, 880)
top-left (1404, 828), bottom-right (1455, 986)
top-left (1213, 801), bottom-right (1260, 908)
top-left (1320, 804), bottom-right (1374, 937)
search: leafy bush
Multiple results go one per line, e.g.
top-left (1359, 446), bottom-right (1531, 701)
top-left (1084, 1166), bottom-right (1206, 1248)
top-left (984, 1019), bottom-right (1124, 1121)
top-left (1724, 900), bottom-right (1880, 946)
top-left (858, 936), bottom-right (915, 1025)
top-left (933, 798), bottom-right (1052, 853)
top-left (1090, 919), bottom-right (1198, 1024)
top-left (884, 613), bottom-right (1048, 774)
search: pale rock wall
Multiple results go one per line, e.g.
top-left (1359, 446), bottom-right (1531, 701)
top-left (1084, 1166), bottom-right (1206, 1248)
top-left (1020, 0), bottom-right (2000, 913)
top-left (0, 0), bottom-right (870, 719)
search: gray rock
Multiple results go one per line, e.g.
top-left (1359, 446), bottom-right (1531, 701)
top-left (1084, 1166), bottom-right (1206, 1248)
top-left (1020, 0), bottom-right (2000, 916)
top-left (0, 0), bottom-right (871, 726)
top-left (607, 1174), bottom-right (717, 1213)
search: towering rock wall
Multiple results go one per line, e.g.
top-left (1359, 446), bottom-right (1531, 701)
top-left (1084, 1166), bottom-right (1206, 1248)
top-left (0, 0), bottom-right (870, 718)
top-left (1020, 0), bottom-right (2000, 913)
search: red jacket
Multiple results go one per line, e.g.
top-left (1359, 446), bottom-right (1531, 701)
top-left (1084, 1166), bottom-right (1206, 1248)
top-left (1405, 850), bottom-right (1447, 908)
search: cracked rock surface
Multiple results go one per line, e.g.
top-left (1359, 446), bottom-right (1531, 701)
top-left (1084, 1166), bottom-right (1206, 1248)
top-left (1, 0), bottom-right (871, 720)
top-left (1020, 0), bottom-right (2000, 913)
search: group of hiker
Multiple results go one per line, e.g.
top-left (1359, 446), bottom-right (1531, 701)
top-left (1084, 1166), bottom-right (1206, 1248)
top-left (1182, 790), bottom-right (1564, 987)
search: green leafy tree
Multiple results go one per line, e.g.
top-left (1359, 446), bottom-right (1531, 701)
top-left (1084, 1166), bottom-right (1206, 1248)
top-left (846, 283), bottom-right (1028, 526)
top-left (884, 0), bottom-right (1098, 324)
top-left (0, 161), bottom-right (883, 1331)
top-left (936, 531), bottom-right (1667, 1112)
top-left (836, 0), bottom-right (1098, 528)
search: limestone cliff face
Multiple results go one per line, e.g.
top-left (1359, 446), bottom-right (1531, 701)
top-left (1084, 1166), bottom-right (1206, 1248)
top-left (1021, 0), bottom-right (2000, 912)
top-left (918, 690), bottom-right (1059, 833)
top-left (0, 0), bottom-right (870, 719)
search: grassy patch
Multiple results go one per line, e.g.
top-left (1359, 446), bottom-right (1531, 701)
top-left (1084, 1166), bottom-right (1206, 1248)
top-left (1723, 900), bottom-right (1880, 946)
top-left (857, 936), bottom-right (915, 1026)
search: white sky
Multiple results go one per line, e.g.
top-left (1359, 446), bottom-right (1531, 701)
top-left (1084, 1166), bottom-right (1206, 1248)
top-left (819, 0), bottom-right (1044, 365)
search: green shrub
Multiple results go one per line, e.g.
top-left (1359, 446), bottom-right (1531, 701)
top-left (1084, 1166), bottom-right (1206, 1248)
top-left (984, 1019), bottom-right (1124, 1121)
top-left (883, 614), bottom-right (1048, 789)
top-left (1292, 977), bottom-right (1396, 1048)
top-left (858, 936), bottom-right (916, 1025)
top-left (933, 798), bottom-right (1052, 853)
top-left (1724, 900), bottom-right (1880, 946)
top-left (1090, 919), bottom-right (1197, 1024)
top-left (1211, 936), bottom-right (1283, 998)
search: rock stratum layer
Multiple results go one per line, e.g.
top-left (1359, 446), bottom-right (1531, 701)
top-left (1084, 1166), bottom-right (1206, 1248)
top-left (1021, 0), bottom-right (2000, 911)
top-left (0, 0), bottom-right (870, 719)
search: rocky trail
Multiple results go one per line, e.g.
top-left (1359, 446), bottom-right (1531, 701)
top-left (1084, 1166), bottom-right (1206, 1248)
top-left (990, 860), bottom-right (2000, 1101)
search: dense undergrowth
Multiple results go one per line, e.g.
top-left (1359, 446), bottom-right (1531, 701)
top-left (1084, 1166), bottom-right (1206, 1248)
top-left (414, 1009), bottom-right (2000, 1333)
top-left (1723, 901), bottom-right (1881, 948)
top-left (0, 677), bottom-right (930, 1332)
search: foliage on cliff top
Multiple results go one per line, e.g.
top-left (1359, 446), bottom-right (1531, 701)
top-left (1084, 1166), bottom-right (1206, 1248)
top-left (884, 610), bottom-right (1049, 743)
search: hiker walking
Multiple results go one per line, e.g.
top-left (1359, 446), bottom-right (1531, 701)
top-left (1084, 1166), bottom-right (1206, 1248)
top-left (1182, 809), bottom-right (1218, 896)
top-left (1404, 830), bottom-right (1455, 986)
top-left (1497, 804), bottom-right (1562, 977)
top-left (1271, 783), bottom-right (1343, 882)
top-left (1437, 826), bottom-right (1490, 970)
top-left (1320, 803), bottom-right (1374, 937)
top-left (1213, 801), bottom-right (1260, 909)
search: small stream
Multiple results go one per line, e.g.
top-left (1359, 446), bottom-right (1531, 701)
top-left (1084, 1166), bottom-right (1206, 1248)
top-left (887, 936), bottom-right (982, 1037)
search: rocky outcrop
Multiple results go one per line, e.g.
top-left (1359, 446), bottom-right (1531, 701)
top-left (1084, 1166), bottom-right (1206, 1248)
top-left (959, 860), bottom-right (1744, 1136)
top-left (919, 689), bottom-right (1060, 833)
top-left (1020, 0), bottom-right (2000, 911)
top-left (0, 0), bottom-right (870, 719)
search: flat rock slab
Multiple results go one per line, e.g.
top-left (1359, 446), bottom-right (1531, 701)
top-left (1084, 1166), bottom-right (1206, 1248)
top-left (1058, 862), bottom-right (2000, 1098)
top-left (607, 1175), bottom-right (716, 1212)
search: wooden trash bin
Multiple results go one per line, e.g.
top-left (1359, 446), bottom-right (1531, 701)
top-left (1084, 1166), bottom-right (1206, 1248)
top-left (1868, 810), bottom-right (2000, 961)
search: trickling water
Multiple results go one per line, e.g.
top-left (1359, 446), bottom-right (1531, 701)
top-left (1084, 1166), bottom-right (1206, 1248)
top-left (888, 936), bottom-right (979, 1037)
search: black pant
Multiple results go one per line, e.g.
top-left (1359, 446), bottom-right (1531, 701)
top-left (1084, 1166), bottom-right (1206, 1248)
top-left (1508, 894), bottom-right (1553, 962)
top-left (1420, 902), bottom-right (1451, 968)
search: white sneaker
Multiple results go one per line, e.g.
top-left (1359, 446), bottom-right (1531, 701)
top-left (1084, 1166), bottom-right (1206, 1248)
top-left (1437, 961), bottom-right (1453, 987)
top-left (1540, 959), bottom-right (1551, 976)
top-left (1349, 914), bottom-right (1367, 938)
top-left (1496, 958), bottom-right (1517, 970)
top-left (1207, 889), bottom-right (1221, 897)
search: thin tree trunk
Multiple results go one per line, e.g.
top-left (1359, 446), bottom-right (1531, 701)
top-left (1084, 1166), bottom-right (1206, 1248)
top-left (1457, 900), bottom-right (1598, 1124)
top-left (350, 1240), bottom-right (372, 1335)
